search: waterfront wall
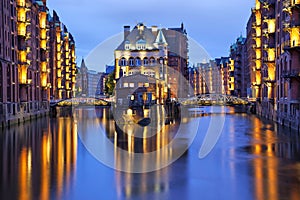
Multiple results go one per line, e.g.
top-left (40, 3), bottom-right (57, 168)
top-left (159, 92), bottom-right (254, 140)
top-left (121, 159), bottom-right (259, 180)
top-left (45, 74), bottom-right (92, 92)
top-left (0, 102), bottom-right (49, 127)
top-left (256, 102), bottom-right (300, 132)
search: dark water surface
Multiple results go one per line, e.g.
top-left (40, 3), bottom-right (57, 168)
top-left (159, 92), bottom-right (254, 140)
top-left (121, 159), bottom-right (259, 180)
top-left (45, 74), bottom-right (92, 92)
top-left (0, 106), bottom-right (299, 200)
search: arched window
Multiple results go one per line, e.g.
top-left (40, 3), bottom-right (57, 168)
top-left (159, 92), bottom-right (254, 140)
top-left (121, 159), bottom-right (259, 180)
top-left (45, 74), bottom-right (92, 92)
top-left (119, 57), bottom-right (127, 66)
top-left (135, 57), bottom-right (141, 66)
top-left (143, 57), bottom-right (149, 66)
top-left (129, 57), bottom-right (134, 67)
top-left (149, 57), bottom-right (156, 66)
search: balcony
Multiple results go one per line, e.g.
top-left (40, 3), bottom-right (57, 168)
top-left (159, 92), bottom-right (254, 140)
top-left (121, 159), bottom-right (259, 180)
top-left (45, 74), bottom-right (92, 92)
top-left (253, 66), bottom-right (261, 71)
top-left (19, 79), bottom-right (32, 86)
top-left (263, 77), bottom-right (276, 83)
top-left (291, 0), bottom-right (300, 7)
top-left (284, 20), bottom-right (300, 31)
top-left (252, 82), bottom-right (261, 87)
top-left (283, 40), bottom-right (300, 51)
top-left (282, 70), bottom-right (300, 80)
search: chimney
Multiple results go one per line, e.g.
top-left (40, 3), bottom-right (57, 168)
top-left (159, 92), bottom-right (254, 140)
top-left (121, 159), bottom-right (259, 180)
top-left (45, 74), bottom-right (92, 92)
top-left (151, 26), bottom-right (158, 35)
top-left (124, 26), bottom-right (130, 40)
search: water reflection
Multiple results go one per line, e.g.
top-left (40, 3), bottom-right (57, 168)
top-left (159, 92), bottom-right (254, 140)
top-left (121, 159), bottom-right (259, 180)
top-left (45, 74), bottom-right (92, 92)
top-left (245, 117), bottom-right (300, 200)
top-left (75, 106), bottom-right (196, 173)
top-left (0, 106), bottom-right (300, 200)
top-left (0, 117), bottom-right (77, 200)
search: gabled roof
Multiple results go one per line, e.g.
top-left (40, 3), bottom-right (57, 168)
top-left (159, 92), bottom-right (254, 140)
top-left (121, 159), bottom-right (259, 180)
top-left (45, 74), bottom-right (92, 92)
top-left (115, 23), bottom-right (159, 51)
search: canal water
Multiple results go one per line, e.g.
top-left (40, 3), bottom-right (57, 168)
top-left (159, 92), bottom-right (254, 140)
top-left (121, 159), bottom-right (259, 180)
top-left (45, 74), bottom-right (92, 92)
top-left (0, 106), bottom-right (299, 200)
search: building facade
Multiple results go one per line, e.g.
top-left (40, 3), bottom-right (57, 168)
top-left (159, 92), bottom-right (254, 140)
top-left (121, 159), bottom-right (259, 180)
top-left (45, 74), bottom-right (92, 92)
top-left (215, 57), bottom-right (231, 95)
top-left (0, 0), bottom-right (76, 126)
top-left (95, 65), bottom-right (115, 97)
top-left (188, 57), bottom-right (231, 96)
top-left (49, 11), bottom-right (76, 100)
top-left (246, 0), bottom-right (300, 130)
top-left (114, 23), bottom-right (189, 105)
top-left (230, 36), bottom-right (249, 98)
top-left (276, 0), bottom-right (300, 129)
top-left (76, 59), bottom-right (103, 97)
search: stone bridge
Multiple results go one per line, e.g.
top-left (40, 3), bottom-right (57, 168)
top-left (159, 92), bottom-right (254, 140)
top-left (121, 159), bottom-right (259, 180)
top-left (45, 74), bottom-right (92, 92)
top-left (50, 97), bottom-right (110, 107)
top-left (180, 94), bottom-right (250, 106)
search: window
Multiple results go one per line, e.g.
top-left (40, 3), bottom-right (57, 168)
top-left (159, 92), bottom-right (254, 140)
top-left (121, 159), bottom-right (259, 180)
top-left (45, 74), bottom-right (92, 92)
top-left (125, 40), bottom-right (130, 50)
top-left (143, 58), bottom-right (148, 66)
top-left (135, 57), bottom-right (141, 66)
top-left (150, 57), bottom-right (156, 66)
top-left (123, 83), bottom-right (128, 88)
top-left (129, 57), bottom-right (134, 66)
top-left (119, 58), bottom-right (127, 66)
top-left (136, 39), bottom-right (146, 50)
top-left (129, 83), bottom-right (134, 88)
top-left (159, 57), bottom-right (164, 64)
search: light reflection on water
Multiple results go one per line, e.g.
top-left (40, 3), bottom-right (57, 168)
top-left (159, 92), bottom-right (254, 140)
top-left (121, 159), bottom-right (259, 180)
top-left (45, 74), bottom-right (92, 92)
top-left (0, 106), bottom-right (299, 200)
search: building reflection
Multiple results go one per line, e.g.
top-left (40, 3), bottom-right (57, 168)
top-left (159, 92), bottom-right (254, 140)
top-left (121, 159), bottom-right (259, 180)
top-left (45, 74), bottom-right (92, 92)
top-left (248, 117), bottom-right (300, 200)
top-left (89, 106), bottom-right (189, 198)
top-left (0, 116), bottom-right (77, 200)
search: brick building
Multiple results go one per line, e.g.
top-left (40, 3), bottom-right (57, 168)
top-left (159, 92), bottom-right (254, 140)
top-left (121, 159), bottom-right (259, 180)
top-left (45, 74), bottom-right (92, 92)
top-left (0, 0), bottom-right (76, 126)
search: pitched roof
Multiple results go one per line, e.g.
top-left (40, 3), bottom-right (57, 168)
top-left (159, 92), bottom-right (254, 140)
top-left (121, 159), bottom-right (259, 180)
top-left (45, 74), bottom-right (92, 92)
top-left (155, 29), bottom-right (167, 45)
top-left (115, 23), bottom-right (160, 51)
top-left (80, 58), bottom-right (87, 69)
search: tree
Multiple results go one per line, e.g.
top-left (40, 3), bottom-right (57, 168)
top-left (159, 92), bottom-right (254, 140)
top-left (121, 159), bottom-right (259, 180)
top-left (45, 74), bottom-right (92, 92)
top-left (105, 72), bottom-right (115, 96)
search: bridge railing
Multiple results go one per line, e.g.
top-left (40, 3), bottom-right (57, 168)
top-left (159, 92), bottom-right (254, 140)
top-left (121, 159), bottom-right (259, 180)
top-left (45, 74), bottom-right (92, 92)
top-left (50, 97), bottom-right (110, 107)
top-left (180, 94), bottom-right (250, 105)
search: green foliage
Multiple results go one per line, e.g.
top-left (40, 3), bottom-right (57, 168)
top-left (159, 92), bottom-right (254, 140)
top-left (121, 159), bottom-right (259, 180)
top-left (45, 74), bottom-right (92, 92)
top-left (105, 72), bottom-right (115, 96)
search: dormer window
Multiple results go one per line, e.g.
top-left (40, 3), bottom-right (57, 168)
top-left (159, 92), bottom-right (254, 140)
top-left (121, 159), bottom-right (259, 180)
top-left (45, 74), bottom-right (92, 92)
top-left (136, 39), bottom-right (146, 50)
top-left (125, 40), bottom-right (130, 50)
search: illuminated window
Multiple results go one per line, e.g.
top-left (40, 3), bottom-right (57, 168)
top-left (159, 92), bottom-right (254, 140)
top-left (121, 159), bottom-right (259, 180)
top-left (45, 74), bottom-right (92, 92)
top-left (136, 39), bottom-right (146, 50)
top-left (124, 40), bottom-right (130, 50)
top-left (129, 83), bottom-right (134, 88)
top-left (123, 83), bottom-right (128, 87)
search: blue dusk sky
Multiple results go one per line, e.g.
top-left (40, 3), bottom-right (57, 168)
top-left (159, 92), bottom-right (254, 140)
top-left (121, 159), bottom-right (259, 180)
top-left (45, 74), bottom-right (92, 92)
top-left (47, 0), bottom-right (254, 72)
